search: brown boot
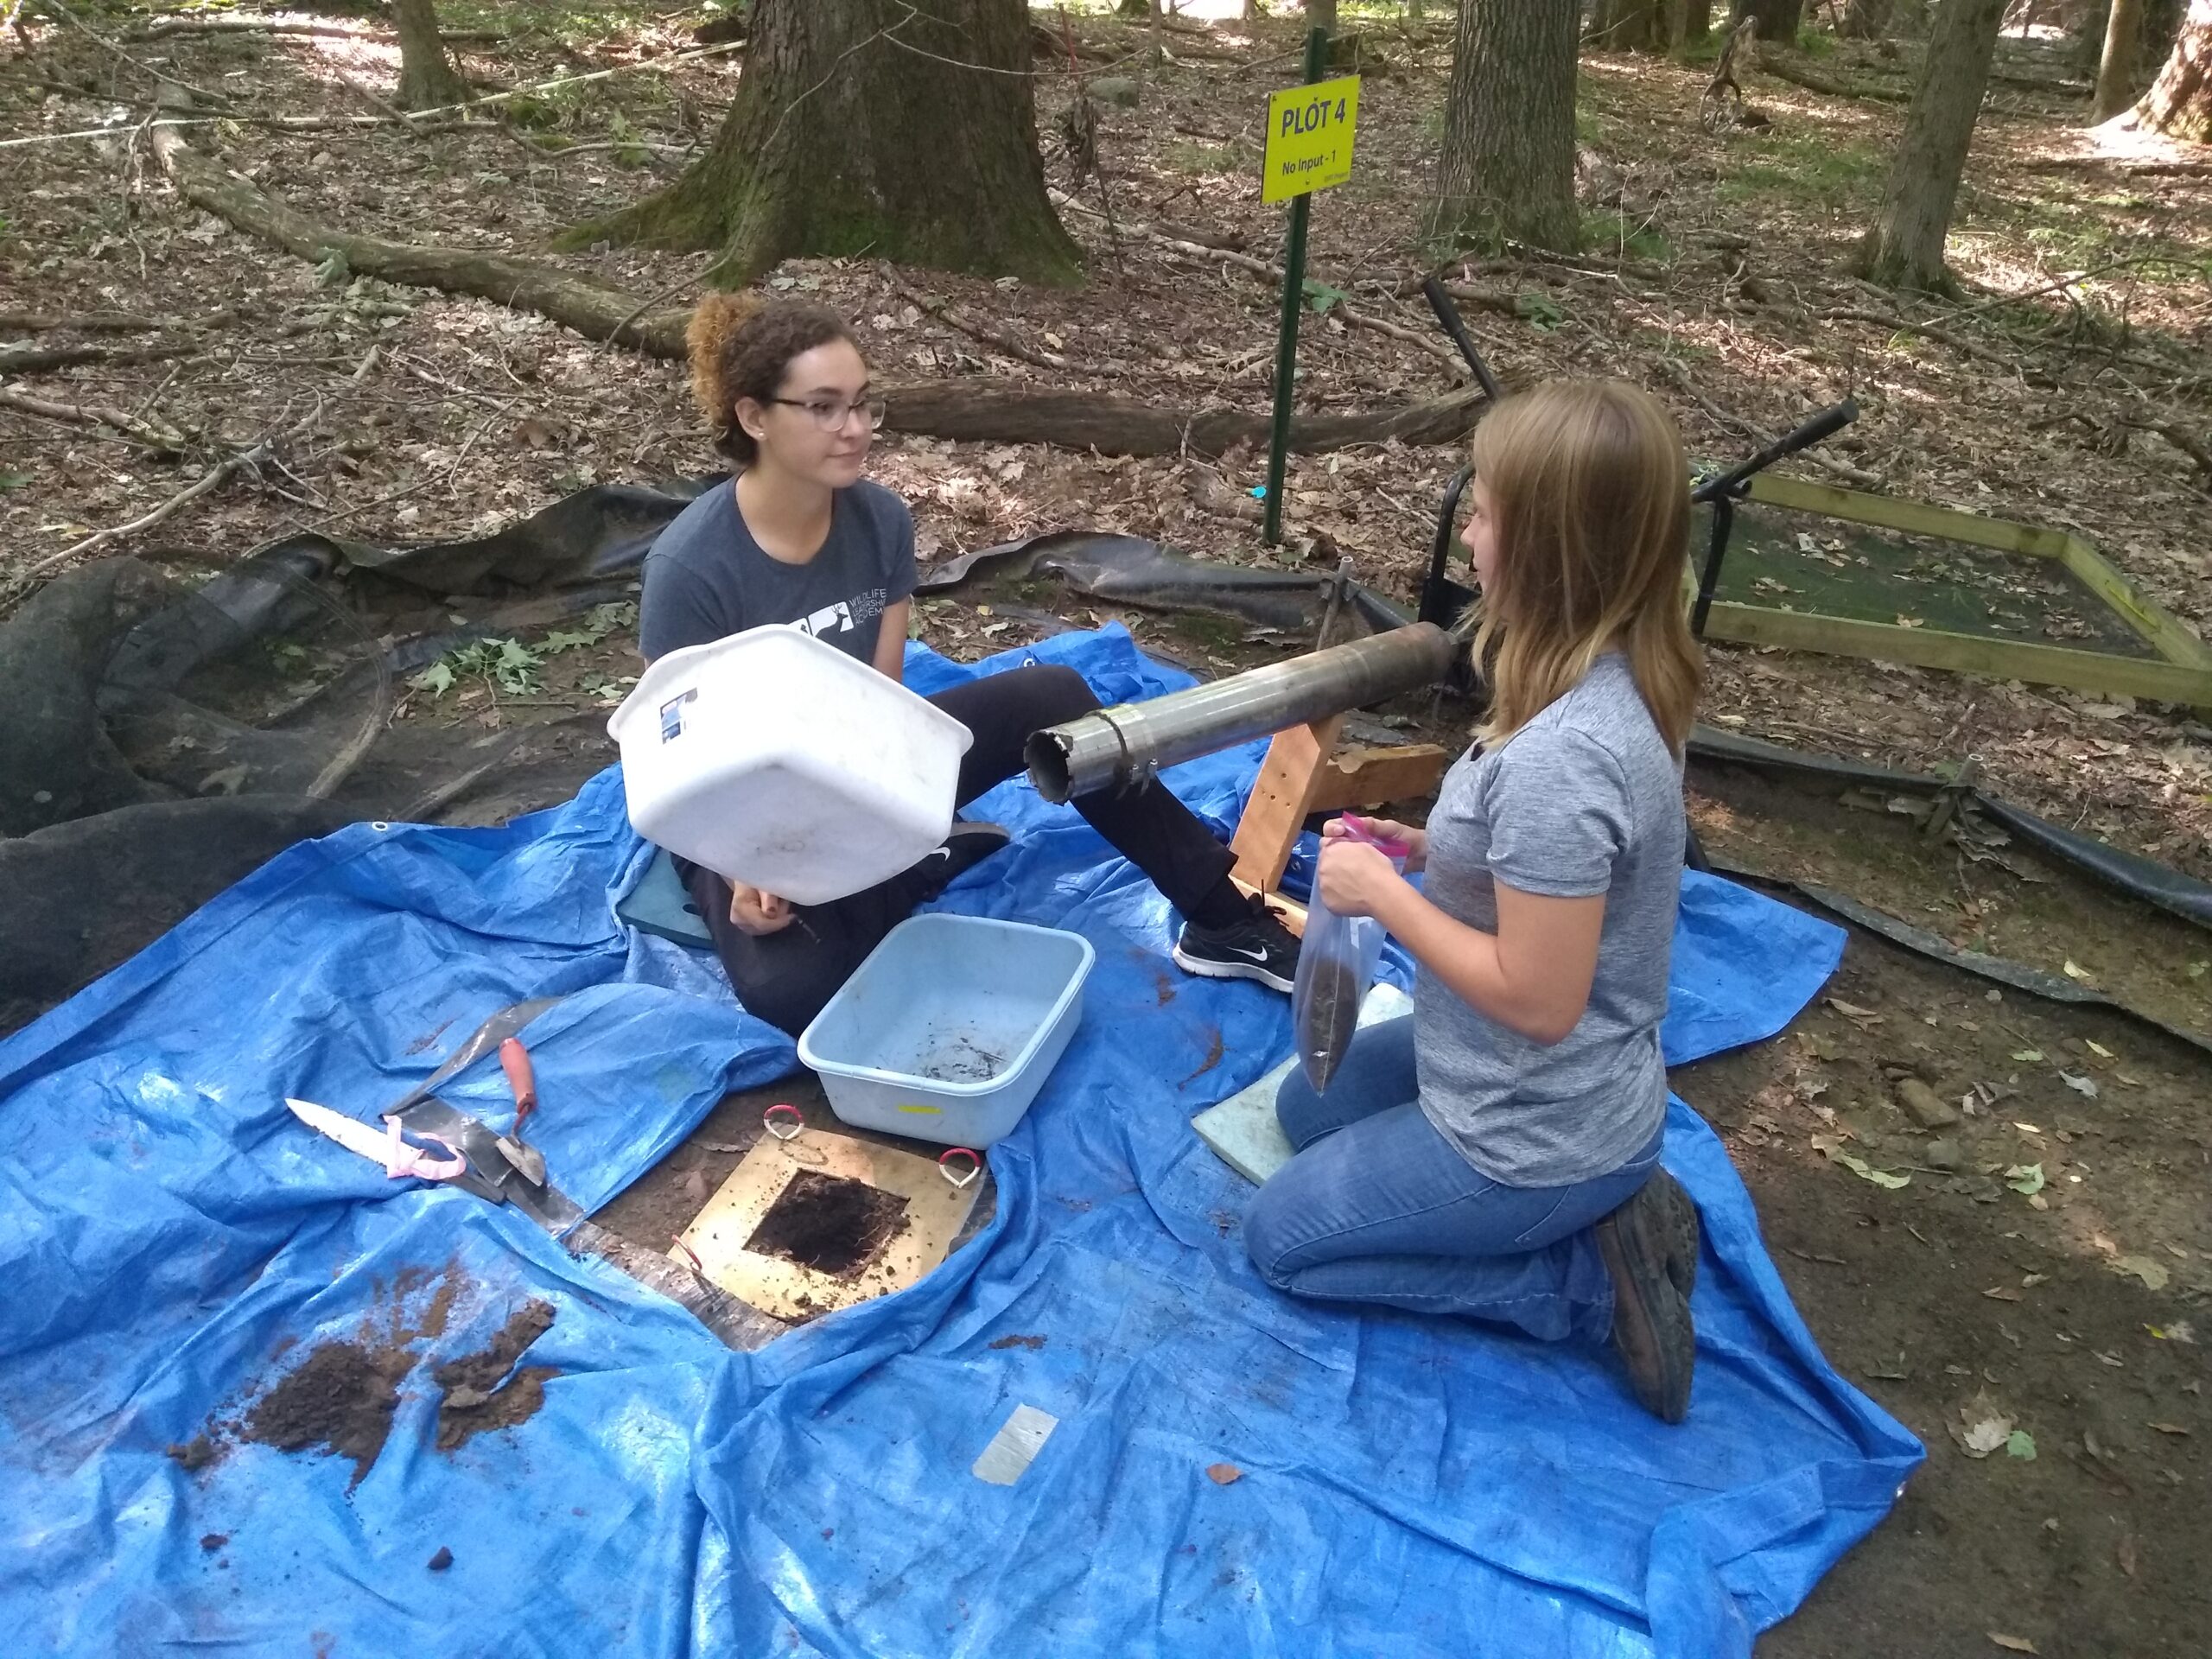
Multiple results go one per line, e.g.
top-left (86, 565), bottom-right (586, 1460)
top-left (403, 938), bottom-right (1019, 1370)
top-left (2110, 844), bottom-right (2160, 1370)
top-left (1594, 1179), bottom-right (1696, 1424)
top-left (1648, 1166), bottom-right (1701, 1302)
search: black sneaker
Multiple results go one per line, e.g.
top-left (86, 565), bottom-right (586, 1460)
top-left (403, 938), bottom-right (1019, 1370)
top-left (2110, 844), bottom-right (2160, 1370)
top-left (1594, 1179), bottom-right (1697, 1424)
top-left (912, 821), bottom-right (1012, 901)
top-left (1173, 893), bottom-right (1301, 993)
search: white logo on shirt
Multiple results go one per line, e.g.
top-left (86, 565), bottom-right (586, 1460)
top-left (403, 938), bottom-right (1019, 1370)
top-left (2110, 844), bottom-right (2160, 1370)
top-left (800, 601), bottom-right (855, 638)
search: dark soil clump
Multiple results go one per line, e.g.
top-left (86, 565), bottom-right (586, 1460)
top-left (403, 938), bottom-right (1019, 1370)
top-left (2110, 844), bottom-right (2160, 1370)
top-left (166, 1434), bottom-right (223, 1472)
top-left (240, 1340), bottom-right (410, 1491)
top-left (432, 1300), bottom-right (559, 1452)
top-left (745, 1169), bottom-right (910, 1279)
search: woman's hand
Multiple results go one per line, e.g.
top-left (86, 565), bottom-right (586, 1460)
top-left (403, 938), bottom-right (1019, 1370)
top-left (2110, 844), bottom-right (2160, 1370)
top-left (1322, 813), bottom-right (1427, 874)
top-left (1315, 836), bottom-right (1412, 919)
top-left (728, 881), bottom-right (795, 937)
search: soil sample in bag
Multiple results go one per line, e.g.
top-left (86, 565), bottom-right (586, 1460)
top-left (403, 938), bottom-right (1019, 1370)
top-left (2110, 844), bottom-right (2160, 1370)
top-left (1298, 952), bottom-right (1364, 1093)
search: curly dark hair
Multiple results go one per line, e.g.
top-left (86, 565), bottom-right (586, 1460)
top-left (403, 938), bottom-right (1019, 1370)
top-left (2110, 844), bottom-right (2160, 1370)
top-left (687, 294), bottom-right (863, 465)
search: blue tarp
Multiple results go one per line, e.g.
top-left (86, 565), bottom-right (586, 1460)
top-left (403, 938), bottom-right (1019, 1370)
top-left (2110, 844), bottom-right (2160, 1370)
top-left (0, 626), bottom-right (1919, 1657)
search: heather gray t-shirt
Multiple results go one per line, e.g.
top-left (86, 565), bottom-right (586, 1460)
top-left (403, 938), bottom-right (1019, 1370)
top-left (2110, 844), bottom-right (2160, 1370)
top-left (638, 476), bottom-right (917, 664)
top-left (1414, 652), bottom-right (1683, 1186)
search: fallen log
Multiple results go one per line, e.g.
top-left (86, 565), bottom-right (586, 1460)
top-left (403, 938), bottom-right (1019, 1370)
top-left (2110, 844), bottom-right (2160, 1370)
top-left (0, 340), bottom-right (201, 377)
top-left (1758, 49), bottom-right (1911, 105)
top-left (0, 310), bottom-right (164, 333)
top-left (880, 383), bottom-right (1484, 459)
top-left (128, 17), bottom-right (502, 44)
top-left (149, 99), bottom-right (1481, 460)
top-left (149, 97), bottom-right (694, 355)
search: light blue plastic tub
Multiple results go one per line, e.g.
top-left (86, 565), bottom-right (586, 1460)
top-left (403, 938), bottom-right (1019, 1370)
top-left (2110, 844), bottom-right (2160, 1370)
top-left (798, 913), bottom-right (1096, 1147)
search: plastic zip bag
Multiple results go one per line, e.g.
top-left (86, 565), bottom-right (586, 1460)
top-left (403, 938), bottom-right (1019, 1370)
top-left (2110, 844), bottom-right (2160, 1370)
top-left (1292, 816), bottom-right (1410, 1093)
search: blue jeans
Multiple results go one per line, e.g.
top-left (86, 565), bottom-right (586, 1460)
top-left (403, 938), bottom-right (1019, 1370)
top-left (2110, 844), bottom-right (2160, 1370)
top-left (1244, 1015), bottom-right (1662, 1344)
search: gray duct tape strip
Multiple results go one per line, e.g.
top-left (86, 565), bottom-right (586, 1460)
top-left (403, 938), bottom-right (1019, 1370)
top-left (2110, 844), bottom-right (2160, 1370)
top-left (972, 1404), bottom-right (1059, 1486)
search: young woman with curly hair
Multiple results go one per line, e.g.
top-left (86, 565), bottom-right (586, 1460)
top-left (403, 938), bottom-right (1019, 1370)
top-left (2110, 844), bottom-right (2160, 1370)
top-left (639, 295), bottom-right (1300, 1037)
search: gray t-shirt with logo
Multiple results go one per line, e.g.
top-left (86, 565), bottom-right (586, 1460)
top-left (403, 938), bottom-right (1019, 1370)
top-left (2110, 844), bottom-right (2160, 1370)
top-left (1414, 652), bottom-right (1682, 1186)
top-left (638, 477), bottom-right (917, 664)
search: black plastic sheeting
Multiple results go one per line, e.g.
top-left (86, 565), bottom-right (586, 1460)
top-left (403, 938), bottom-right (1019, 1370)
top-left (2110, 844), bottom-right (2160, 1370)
top-left (0, 556), bottom-right (385, 1027)
top-left (1688, 728), bottom-right (2212, 932)
top-left (1709, 860), bottom-right (2212, 1059)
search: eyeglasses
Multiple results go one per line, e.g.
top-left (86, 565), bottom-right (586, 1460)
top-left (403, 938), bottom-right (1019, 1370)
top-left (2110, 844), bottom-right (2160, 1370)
top-left (768, 394), bottom-right (888, 432)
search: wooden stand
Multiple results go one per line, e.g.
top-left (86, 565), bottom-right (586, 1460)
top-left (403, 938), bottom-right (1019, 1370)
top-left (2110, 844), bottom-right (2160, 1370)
top-left (1226, 722), bottom-right (1449, 937)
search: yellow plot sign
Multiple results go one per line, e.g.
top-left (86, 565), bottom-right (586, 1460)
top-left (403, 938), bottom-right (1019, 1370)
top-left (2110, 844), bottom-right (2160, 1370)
top-left (1262, 74), bottom-right (1360, 204)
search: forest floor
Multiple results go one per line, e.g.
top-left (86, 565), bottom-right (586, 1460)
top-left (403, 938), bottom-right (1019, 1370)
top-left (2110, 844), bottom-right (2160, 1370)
top-left (3, 4), bottom-right (2209, 1656)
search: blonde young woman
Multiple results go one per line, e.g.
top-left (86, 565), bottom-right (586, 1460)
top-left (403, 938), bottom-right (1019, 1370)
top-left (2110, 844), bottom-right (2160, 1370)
top-left (1245, 381), bottom-right (1706, 1423)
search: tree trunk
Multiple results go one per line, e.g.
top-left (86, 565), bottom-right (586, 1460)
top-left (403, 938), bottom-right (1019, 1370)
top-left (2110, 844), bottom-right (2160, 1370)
top-left (1840, 0), bottom-right (1894, 39)
top-left (1427, 0), bottom-right (1580, 252)
top-left (1306, 0), bottom-right (1339, 30)
top-left (2093, 0), bottom-right (2145, 118)
top-left (1686, 0), bottom-right (1715, 40)
top-left (1243, 0), bottom-right (1264, 22)
top-left (2131, 0), bottom-right (2212, 137)
top-left (1852, 0), bottom-right (2006, 291)
top-left (392, 0), bottom-right (467, 111)
top-left (1603, 0), bottom-right (1673, 49)
top-left (2076, 1), bottom-right (2112, 71)
top-left (569, 0), bottom-right (1079, 287)
top-left (1738, 0), bottom-right (1806, 41)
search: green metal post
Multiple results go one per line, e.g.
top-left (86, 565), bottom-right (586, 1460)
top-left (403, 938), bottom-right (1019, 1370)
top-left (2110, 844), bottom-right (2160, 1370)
top-left (1262, 25), bottom-right (1331, 548)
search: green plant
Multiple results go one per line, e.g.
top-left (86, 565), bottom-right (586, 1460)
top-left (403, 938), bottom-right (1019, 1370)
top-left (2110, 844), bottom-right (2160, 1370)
top-left (1515, 293), bottom-right (1566, 331)
top-left (1581, 208), bottom-right (1670, 264)
top-left (1716, 133), bottom-right (1884, 207)
top-left (537, 600), bottom-right (639, 655)
top-left (1163, 140), bottom-right (1236, 176)
top-left (411, 638), bottom-right (541, 698)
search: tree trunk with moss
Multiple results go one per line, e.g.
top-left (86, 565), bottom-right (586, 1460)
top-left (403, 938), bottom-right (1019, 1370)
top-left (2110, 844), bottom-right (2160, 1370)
top-left (2131, 0), bottom-right (2212, 137)
top-left (1427, 0), bottom-right (1580, 252)
top-left (571, 0), bottom-right (1081, 288)
top-left (393, 0), bottom-right (467, 111)
top-left (1851, 0), bottom-right (2005, 292)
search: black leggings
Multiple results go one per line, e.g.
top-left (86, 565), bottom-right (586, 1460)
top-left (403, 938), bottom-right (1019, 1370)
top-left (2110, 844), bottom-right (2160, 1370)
top-left (688, 663), bottom-right (1239, 1037)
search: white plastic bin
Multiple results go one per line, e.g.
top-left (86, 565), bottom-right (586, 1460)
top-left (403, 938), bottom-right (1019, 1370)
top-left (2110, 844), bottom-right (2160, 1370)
top-left (798, 914), bottom-right (1095, 1147)
top-left (607, 625), bottom-right (972, 906)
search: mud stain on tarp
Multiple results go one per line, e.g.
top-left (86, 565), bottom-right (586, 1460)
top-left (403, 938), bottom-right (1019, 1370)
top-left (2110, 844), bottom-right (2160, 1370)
top-left (239, 1339), bottom-right (412, 1491)
top-left (431, 1300), bottom-right (560, 1452)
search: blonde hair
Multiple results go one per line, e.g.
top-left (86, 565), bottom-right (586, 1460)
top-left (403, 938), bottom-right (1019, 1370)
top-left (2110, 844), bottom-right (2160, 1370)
top-left (1464, 378), bottom-right (1701, 754)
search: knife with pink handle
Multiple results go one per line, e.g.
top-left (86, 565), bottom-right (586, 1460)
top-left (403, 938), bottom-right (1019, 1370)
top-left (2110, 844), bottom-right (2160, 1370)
top-left (285, 1097), bottom-right (469, 1182)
